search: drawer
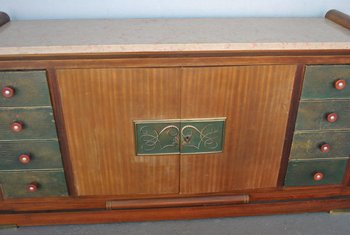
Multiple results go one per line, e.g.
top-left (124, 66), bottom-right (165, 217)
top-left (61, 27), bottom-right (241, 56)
top-left (0, 71), bottom-right (52, 107)
top-left (0, 140), bottom-right (63, 170)
top-left (0, 170), bottom-right (68, 198)
top-left (295, 100), bottom-right (350, 131)
top-left (0, 107), bottom-right (58, 140)
top-left (290, 131), bottom-right (350, 160)
top-left (301, 65), bottom-right (350, 100)
top-left (284, 159), bottom-right (348, 186)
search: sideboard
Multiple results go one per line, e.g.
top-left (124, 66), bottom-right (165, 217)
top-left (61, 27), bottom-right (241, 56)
top-left (0, 9), bottom-right (350, 226)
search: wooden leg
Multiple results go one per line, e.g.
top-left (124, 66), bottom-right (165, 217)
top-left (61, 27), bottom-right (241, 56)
top-left (329, 209), bottom-right (350, 214)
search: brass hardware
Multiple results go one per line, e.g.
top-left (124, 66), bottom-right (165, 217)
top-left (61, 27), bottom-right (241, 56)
top-left (134, 118), bottom-right (226, 155)
top-left (183, 135), bottom-right (192, 143)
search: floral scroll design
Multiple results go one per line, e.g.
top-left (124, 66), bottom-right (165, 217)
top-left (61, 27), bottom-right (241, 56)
top-left (181, 124), bottom-right (220, 150)
top-left (139, 125), bottom-right (180, 152)
top-left (138, 123), bottom-right (222, 153)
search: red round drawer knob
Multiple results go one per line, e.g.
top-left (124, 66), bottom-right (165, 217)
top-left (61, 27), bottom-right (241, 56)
top-left (26, 182), bottom-right (39, 193)
top-left (313, 172), bottom-right (324, 181)
top-left (1, 86), bottom-right (15, 98)
top-left (334, 79), bottom-right (346, 90)
top-left (10, 122), bottom-right (23, 132)
top-left (320, 143), bottom-right (330, 153)
top-left (327, 113), bottom-right (338, 123)
top-left (18, 154), bottom-right (31, 164)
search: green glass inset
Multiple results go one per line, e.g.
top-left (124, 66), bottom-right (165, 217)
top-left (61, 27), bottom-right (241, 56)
top-left (295, 100), bottom-right (350, 131)
top-left (0, 170), bottom-right (68, 198)
top-left (134, 120), bottom-right (180, 155)
top-left (290, 131), bottom-right (350, 160)
top-left (301, 65), bottom-right (350, 100)
top-left (0, 107), bottom-right (58, 140)
top-left (0, 140), bottom-right (63, 170)
top-left (134, 118), bottom-right (226, 155)
top-left (180, 119), bottom-right (225, 154)
top-left (0, 71), bottom-right (52, 107)
top-left (284, 159), bottom-right (348, 187)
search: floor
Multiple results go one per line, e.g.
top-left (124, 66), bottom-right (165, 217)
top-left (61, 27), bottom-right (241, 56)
top-left (1, 212), bottom-right (350, 235)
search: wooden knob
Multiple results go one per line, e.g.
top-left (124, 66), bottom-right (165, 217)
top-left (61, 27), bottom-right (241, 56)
top-left (334, 79), bottom-right (346, 90)
top-left (320, 143), bottom-right (330, 153)
top-left (313, 172), bottom-right (324, 181)
top-left (26, 182), bottom-right (39, 193)
top-left (2, 86), bottom-right (15, 98)
top-left (327, 113), bottom-right (338, 123)
top-left (18, 154), bottom-right (31, 164)
top-left (10, 122), bottom-right (23, 132)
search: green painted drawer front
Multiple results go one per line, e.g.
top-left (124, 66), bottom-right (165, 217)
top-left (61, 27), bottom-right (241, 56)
top-left (0, 107), bottom-right (58, 140)
top-left (295, 101), bottom-right (350, 131)
top-left (134, 118), bottom-right (226, 155)
top-left (301, 65), bottom-right (350, 100)
top-left (284, 159), bottom-right (348, 186)
top-left (0, 140), bottom-right (63, 170)
top-left (0, 71), bottom-right (51, 107)
top-left (0, 170), bottom-right (68, 198)
top-left (290, 131), bottom-right (350, 160)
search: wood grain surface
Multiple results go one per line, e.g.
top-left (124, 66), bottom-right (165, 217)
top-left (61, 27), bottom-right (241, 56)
top-left (0, 12), bottom-right (10, 27)
top-left (325, 9), bottom-right (350, 30)
top-left (57, 65), bottom-right (296, 195)
top-left (56, 68), bottom-right (181, 196)
top-left (2, 196), bottom-right (350, 226)
top-left (180, 65), bottom-right (296, 193)
top-left (1, 51), bottom-right (350, 71)
top-left (1, 45), bottom-right (350, 225)
top-left (106, 194), bottom-right (249, 210)
top-left (1, 185), bottom-right (350, 212)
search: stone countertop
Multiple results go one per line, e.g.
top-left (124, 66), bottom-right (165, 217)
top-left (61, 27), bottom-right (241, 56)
top-left (0, 18), bottom-right (349, 55)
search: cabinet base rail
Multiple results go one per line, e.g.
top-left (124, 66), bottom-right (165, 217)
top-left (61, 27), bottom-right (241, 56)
top-left (106, 194), bottom-right (249, 210)
top-left (2, 197), bottom-right (350, 226)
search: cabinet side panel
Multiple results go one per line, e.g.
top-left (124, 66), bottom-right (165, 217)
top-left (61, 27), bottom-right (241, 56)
top-left (180, 65), bottom-right (296, 193)
top-left (56, 68), bottom-right (180, 196)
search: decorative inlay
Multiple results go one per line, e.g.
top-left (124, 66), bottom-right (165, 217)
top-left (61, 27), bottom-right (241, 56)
top-left (134, 118), bottom-right (226, 155)
top-left (135, 121), bottom-right (180, 155)
top-left (180, 119), bottom-right (226, 154)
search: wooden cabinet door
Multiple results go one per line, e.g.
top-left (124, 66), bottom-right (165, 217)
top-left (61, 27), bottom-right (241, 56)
top-left (56, 68), bottom-right (181, 196)
top-left (180, 65), bottom-right (296, 194)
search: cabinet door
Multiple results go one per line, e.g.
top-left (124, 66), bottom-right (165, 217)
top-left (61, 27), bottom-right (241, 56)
top-left (180, 65), bottom-right (296, 193)
top-left (56, 68), bottom-right (180, 196)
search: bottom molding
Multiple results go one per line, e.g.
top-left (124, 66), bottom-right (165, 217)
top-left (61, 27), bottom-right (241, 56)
top-left (2, 196), bottom-right (350, 226)
top-left (106, 194), bottom-right (249, 210)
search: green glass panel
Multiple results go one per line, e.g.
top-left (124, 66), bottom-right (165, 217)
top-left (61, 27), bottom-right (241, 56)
top-left (301, 65), bottom-right (350, 100)
top-left (0, 140), bottom-right (63, 170)
top-left (0, 107), bottom-right (58, 140)
top-left (0, 170), bottom-right (68, 198)
top-left (290, 131), bottom-right (350, 160)
top-left (134, 120), bottom-right (180, 155)
top-left (295, 100), bottom-right (350, 131)
top-left (284, 159), bottom-right (348, 187)
top-left (0, 71), bottom-right (52, 107)
top-left (134, 118), bottom-right (226, 155)
top-left (180, 119), bottom-right (225, 154)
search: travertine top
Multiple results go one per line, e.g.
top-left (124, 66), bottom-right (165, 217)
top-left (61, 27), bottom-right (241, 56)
top-left (0, 18), bottom-right (349, 55)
